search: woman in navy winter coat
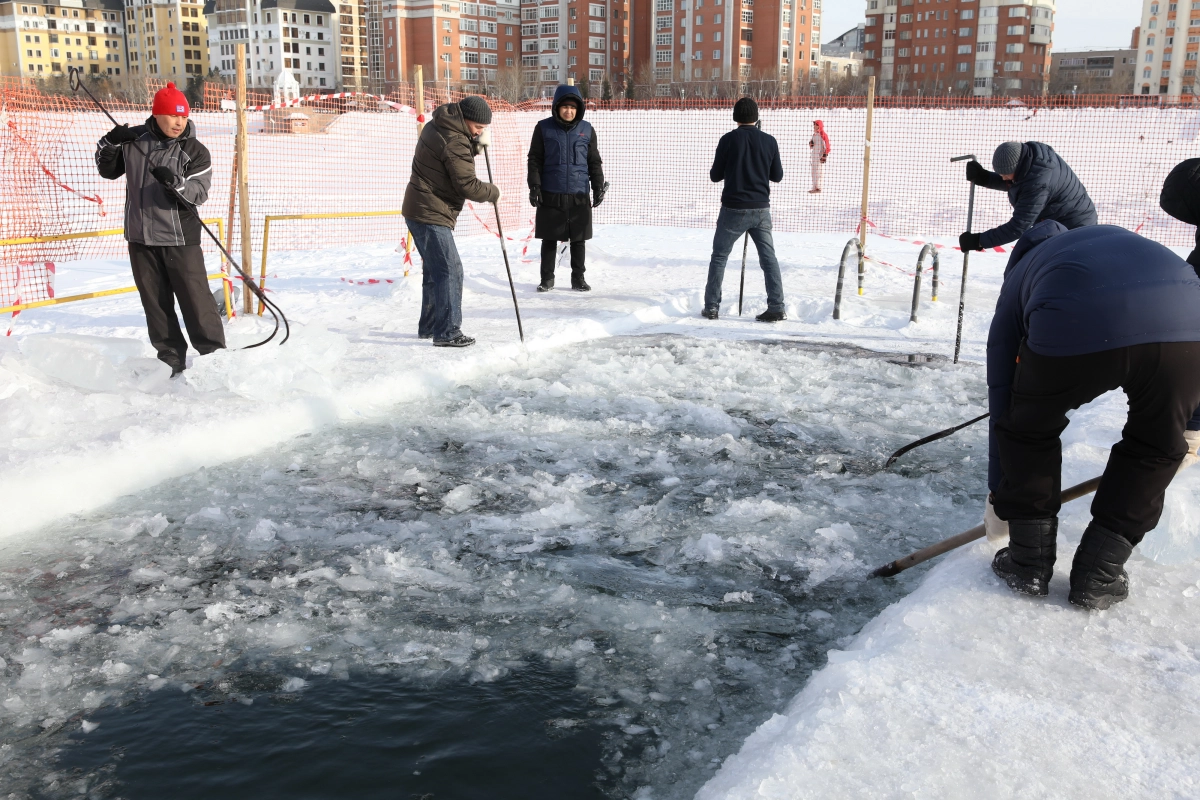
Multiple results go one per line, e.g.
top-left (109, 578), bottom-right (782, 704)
top-left (527, 85), bottom-right (607, 292)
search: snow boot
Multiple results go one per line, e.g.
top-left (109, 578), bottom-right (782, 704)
top-left (701, 307), bottom-right (719, 320)
top-left (756, 309), bottom-right (786, 323)
top-left (571, 276), bottom-right (591, 291)
top-left (991, 517), bottom-right (1057, 597)
top-left (169, 364), bottom-right (186, 379)
top-left (1069, 522), bottom-right (1133, 610)
top-left (537, 278), bottom-right (555, 292)
top-left (433, 334), bottom-right (476, 348)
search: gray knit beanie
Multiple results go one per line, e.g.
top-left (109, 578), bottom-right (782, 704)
top-left (459, 96), bottom-right (492, 125)
top-left (992, 141), bottom-right (1023, 176)
top-left (733, 97), bottom-right (759, 124)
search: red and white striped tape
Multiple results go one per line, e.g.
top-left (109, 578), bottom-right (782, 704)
top-left (240, 91), bottom-right (422, 116)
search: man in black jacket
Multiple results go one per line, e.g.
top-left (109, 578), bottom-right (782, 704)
top-left (95, 82), bottom-right (222, 377)
top-left (527, 84), bottom-right (606, 292)
top-left (1159, 157), bottom-right (1200, 273)
top-left (959, 141), bottom-right (1096, 253)
top-left (702, 97), bottom-right (785, 322)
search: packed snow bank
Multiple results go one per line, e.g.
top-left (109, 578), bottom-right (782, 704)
top-left (697, 395), bottom-right (1200, 799)
top-left (0, 226), bottom-right (1010, 540)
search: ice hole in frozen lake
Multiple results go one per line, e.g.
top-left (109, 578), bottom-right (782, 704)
top-left (0, 335), bottom-right (989, 799)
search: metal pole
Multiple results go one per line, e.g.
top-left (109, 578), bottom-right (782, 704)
top-left (236, 43), bottom-right (252, 315)
top-left (949, 154), bottom-right (978, 364)
top-left (482, 147), bottom-right (525, 343)
top-left (737, 233), bottom-right (748, 316)
top-left (858, 75), bottom-right (875, 296)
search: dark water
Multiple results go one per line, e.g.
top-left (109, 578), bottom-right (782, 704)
top-left (55, 662), bottom-right (604, 800)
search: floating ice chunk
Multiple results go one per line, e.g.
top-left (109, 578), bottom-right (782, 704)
top-left (281, 677), bottom-right (307, 692)
top-left (186, 507), bottom-right (229, 526)
top-left (623, 725), bottom-right (650, 735)
top-left (203, 602), bottom-right (239, 622)
top-left (144, 514), bottom-right (170, 538)
top-left (80, 720), bottom-right (99, 733)
top-left (547, 381), bottom-right (571, 397)
top-left (247, 519), bottom-right (278, 542)
top-left (442, 484), bottom-right (482, 513)
top-left (722, 591), bottom-right (754, 604)
top-left (337, 574), bottom-right (378, 592)
top-left (815, 522), bottom-right (858, 542)
top-left (683, 533), bottom-right (727, 563)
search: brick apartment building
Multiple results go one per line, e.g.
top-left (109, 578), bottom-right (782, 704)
top-left (861, 0), bottom-right (1054, 97)
top-left (1135, 0), bottom-right (1200, 97)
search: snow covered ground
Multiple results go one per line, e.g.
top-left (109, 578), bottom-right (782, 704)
top-left (2, 225), bottom-right (1199, 798)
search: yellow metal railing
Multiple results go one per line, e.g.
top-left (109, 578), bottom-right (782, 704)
top-left (0, 219), bottom-right (229, 316)
top-left (259, 210), bottom-right (408, 315)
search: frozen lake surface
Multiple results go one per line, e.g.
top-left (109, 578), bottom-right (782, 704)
top-left (0, 335), bottom-right (990, 798)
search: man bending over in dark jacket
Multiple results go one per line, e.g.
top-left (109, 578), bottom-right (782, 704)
top-left (959, 141), bottom-right (1096, 253)
top-left (95, 82), bottom-right (222, 378)
top-left (701, 97), bottom-right (785, 322)
top-left (983, 221), bottom-right (1200, 610)
top-left (401, 96), bottom-right (501, 348)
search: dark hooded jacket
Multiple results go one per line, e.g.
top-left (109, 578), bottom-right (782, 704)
top-left (986, 221), bottom-right (1200, 489)
top-left (975, 141), bottom-right (1097, 249)
top-left (95, 117), bottom-right (212, 247)
top-left (527, 85), bottom-right (605, 242)
top-left (1159, 157), bottom-right (1200, 273)
top-left (402, 102), bottom-right (500, 229)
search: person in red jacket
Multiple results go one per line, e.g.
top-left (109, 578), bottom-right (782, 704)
top-left (809, 120), bottom-right (830, 194)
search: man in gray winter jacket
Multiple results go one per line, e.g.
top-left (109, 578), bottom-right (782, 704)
top-left (95, 82), bottom-right (222, 377)
top-left (959, 141), bottom-right (1097, 252)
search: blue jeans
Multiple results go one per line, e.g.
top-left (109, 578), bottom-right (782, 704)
top-left (703, 206), bottom-right (785, 313)
top-left (409, 219), bottom-right (464, 341)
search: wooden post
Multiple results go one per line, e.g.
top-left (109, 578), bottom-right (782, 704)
top-left (858, 75), bottom-right (875, 297)
top-left (223, 149), bottom-right (238, 317)
top-left (235, 43), bottom-right (252, 314)
top-left (415, 64), bottom-right (425, 134)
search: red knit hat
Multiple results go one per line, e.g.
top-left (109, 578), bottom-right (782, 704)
top-left (152, 82), bottom-right (190, 117)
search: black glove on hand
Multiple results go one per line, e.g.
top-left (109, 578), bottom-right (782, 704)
top-left (151, 166), bottom-right (180, 188)
top-left (105, 124), bottom-right (138, 145)
top-left (965, 160), bottom-right (988, 185)
top-left (529, 187), bottom-right (541, 208)
top-left (592, 180), bottom-right (609, 208)
top-left (959, 231), bottom-right (981, 252)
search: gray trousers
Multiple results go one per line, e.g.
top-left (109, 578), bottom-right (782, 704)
top-left (129, 242), bottom-right (225, 368)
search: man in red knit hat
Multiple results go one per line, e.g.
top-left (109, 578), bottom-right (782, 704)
top-left (95, 82), bottom-right (223, 378)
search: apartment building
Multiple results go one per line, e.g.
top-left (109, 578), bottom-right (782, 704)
top-left (635, 0), bottom-right (819, 93)
top-left (0, 0), bottom-right (127, 85)
top-left (1047, 46), bottom-right (1136, 95)
top-left (1134, 0), bottom-right (1200, 97)
top-left (124, 0), bottom-right (208, 84)
top-left (862, 0), bottom-right (1054, 97)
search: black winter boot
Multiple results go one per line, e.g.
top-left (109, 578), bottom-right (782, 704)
top-left (537, 279), bottom-right (555, 292)
top-left (991, 517), bottom-right (1057, 597)
top-left (1069, 522), bottom-right (1134, 610)
top-left (571, 276), bottom-right (591, 291)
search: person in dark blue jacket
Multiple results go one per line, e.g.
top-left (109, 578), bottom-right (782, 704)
top-left (1158, 157), bottom-right (1200, 272)
top-left (985, 221), bottom-right (1200, 609)
top-left (701, 97), bottom-right (786, 322)
top-left (959, 141), bottom-right (1097, 253)
top-left (527, 85), bottom-right (606, 292)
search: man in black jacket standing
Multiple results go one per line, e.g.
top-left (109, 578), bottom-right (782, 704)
top-left (95, 82), bottom-right (222, 377)
top-left (527, 84), bottom-right (606, 292)
top-left (959, 141), bottom-right (1096, 253)
top-left (702, 97), bottom-right (785, 321)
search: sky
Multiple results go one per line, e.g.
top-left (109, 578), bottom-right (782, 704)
top-left (822, 0), bottom-right (1143, 51)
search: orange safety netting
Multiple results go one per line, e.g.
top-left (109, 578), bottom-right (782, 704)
top-left (3, 75), bottom-right (1198, 311)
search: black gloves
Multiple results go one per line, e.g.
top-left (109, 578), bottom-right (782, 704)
top-left (105, 124), bottom-right (138, 145)
top-left (959, 231), bottom-right (981, 252)
top-left (151, 166), bottom-right (180, 188)
top-left (529, 187), bottom-right (541, 208)
top-left (592, 180), bottom-right (609, 209)
top-left (965, 160), bottom-right (988, 185)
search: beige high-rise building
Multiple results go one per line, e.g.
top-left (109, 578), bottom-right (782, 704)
top-left (124, 0), bottom-right (209, 85)
top-left (1134, 0), bottom-right (1198, 97)
top-left (0, 0), bottom-right (128, 86)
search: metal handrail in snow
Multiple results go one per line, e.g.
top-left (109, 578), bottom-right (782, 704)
top-left (832, 237), bottom-right (862, 320)
top-left (909, 244), bottom-right (940, 323)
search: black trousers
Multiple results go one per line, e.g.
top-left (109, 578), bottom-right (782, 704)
top-left (994, 341), bottom-right (1200, 543)
top-left (540, 239), bottom-right (585, 283)
top-left (129, 242), bottom-right (226, 368)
